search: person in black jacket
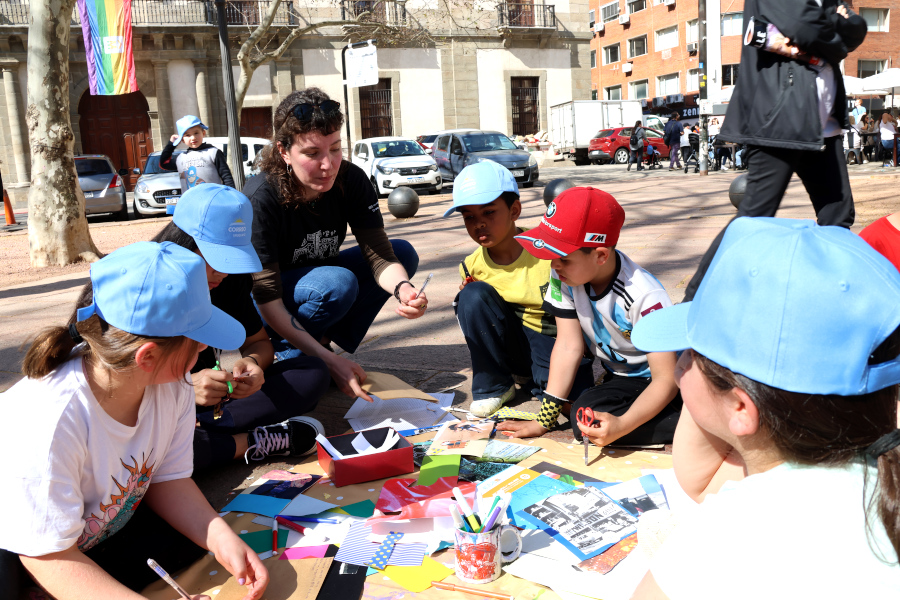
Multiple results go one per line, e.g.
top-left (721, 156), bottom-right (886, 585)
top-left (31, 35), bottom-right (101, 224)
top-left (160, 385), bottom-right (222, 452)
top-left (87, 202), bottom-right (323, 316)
top-left (663, 113), bottom-right (684, 171)
top-left (683, 0), bottom-right (866, 301)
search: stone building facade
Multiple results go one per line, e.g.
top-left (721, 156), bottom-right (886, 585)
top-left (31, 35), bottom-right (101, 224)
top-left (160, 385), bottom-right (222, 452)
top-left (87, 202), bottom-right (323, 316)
top-left (0, 0), bottom-right (592, 206)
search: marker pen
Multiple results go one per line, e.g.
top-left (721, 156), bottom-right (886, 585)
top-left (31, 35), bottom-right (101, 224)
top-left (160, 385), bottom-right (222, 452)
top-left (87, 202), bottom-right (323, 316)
top-left (452, 486), bottom-right (481, 532)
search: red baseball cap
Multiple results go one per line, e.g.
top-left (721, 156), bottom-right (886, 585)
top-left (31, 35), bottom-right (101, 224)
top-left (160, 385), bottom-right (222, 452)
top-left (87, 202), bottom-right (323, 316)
top-left (515, 187), bottom-right (625, 260)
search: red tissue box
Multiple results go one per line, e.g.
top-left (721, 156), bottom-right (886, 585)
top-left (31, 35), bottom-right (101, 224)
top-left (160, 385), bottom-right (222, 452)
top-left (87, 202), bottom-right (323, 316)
top-left (316, 427), bottom-right (414, 487)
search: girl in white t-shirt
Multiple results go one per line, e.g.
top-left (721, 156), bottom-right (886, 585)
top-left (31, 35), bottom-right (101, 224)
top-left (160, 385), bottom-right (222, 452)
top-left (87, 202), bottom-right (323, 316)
top-left (630, 217), bottom-right (900, 600)
top-left (0, 242), bottom-right (268, 600)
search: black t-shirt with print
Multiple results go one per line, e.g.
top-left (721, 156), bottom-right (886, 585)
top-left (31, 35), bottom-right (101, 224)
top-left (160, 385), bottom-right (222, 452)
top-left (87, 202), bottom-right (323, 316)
top-left (192, 273), bottom-right (262, 372)
top-left (244, 161), bottom-right (383, 272)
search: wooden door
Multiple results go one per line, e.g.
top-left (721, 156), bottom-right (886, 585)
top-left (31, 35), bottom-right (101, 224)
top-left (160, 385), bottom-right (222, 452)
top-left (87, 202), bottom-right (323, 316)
top-left (240, 107), bottom-right (273, 139)
top-left (78, 91), bottom-right (153, 191)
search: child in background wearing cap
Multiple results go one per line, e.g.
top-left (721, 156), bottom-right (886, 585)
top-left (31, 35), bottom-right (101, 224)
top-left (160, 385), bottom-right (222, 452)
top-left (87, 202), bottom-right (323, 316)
top-left (161, 115), bottom-right (235, 198)
top-left (499, 188), bottom-right (681, 446)
top-left (629, 217), bottom-right (900, 599)
top-left (444, 162), bottom-right (593, 417)
top-left (0, 242), bottom-right (268, 600)
top-left (153, 184), bottom-right (331, 468)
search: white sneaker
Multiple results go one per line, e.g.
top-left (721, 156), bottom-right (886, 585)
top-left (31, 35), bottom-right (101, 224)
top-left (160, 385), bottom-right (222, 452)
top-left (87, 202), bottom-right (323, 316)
top-left (469, 385), bottom-right (516, 417)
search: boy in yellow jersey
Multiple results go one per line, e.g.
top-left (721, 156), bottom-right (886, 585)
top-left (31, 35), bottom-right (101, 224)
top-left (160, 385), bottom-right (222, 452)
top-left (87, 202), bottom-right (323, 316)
top-left (444, 161), bottom-right (593, 417)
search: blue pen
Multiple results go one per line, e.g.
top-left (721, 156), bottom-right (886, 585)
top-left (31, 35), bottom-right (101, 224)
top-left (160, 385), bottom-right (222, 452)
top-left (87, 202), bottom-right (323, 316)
top-left (278, 515), bottom-right (340, 524)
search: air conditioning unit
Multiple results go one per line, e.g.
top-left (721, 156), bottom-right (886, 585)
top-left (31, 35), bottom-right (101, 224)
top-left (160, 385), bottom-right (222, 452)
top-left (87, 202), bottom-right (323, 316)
top-left (686, 42), bottom-right (698, 54)
top-left (664, 0), bottom-right (675, 5)
top-left (622, 62), bottom-right (633, 73)
top-left (619, 14), bottom-right (630, 25)
top-left (652, 97), bottom-right (666, 107)
top-left (666, 94), bottom-right (684, 104)
top-left (640, 99), bottom-right (648, 108)
top-left (593, 22), bottom-right (604, 32)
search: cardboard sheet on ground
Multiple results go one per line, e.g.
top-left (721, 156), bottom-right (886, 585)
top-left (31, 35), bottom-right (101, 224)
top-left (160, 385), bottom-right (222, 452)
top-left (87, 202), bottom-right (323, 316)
top-left (222, 493), bottom-right (291, 518)
top-left (361, 372), bottom-right (441, 402)
top-left (414, 455), bottom-right (460, 486)
top-left (217, 557), bottom-right (332, 600)
top-left (345, 393), bottom-right (457, 432)
top-left (334, 521), bottom-right (428, 567)
top-left (372, 477), bottom-right (476, 521)
top-left (426, 420), bottom-right (494, 457)
top-left (377, 556), bottom-right (455, 592)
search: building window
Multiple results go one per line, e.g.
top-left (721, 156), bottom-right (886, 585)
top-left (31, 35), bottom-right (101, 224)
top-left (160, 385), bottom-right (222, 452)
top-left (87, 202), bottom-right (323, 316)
top-left (860, 8), bottom-right (889, 32)
top-left (721, 12), bottom-right (743, 36)
top-left (629, 79), bottom-right (649, 100)
top-left (592, 89), bottom-right (599, 100)
top-left (606, 85), bottom-right (622, 100)
top-left (591, 50), bottom-right (597, 69)
top-left (686, 19), bottom-right (698, 43)
top-left (858, 59), bottom-right (886, 78)
top-left (722, 64), bottom-right (739, 86)
top-left (657, 72), bottom-right (679, 96)
top-left (627, 0), bottom-right (646, 15)
top-left (601, 1), bottom-right (620, 22)
top-left (656, 25), bottom-right (678, 51)
top-left (359, 78), bottom-right (393, 138)
top-left (589, 9), bottom-right (596, 27)
top-left (511, 77), bottom-right (540, 136)
top-left (687, 68), bottom-right (699, 91)
top-left (604, 43), bottom-right (621, 64)
top-left (628, 35), bottom-right (648, 58)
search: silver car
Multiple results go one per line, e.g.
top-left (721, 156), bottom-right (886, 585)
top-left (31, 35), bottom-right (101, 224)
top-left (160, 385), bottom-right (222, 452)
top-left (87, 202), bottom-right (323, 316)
top-left (133, 151), bottom-right (183, 218)
top-left (74, 155), bottom-right (129, 221)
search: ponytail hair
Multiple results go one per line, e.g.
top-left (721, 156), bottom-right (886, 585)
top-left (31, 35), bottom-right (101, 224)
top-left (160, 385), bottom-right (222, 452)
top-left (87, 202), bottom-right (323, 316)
top-left (692, 324), bottom-right (900, 562)
top-left (22, 281), bottom-right (199, 380)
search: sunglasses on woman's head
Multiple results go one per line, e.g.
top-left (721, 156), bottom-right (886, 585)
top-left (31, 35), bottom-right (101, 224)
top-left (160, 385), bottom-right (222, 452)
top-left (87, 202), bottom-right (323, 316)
top-left (291, 100), bottom-right (341, 122)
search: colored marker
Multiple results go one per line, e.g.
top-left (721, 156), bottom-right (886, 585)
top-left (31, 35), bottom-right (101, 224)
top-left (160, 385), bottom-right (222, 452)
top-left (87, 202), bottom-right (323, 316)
top-left (147, 559), bottom-right (191, 600)
top-left (449, 504), bottom-right (470, 533)
top-left (452, 486), bottom-right (481, 532)
top-left (478, 496), bottom-right (502, 532)
top-left (272, 523), bottom-right (278, 552)
top-left (275, 516), bottom-right (325, 541)
top-left (279, 515), bottom-right (339, 524)
top-left (481, 503), bottom-right (504, 533)
top-left (431, 581), bottom-right (513, 600)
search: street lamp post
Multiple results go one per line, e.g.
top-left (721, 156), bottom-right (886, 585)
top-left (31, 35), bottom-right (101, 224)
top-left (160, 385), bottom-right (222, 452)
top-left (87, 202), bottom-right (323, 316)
top-left (215, 0), bottom-right (246, 190)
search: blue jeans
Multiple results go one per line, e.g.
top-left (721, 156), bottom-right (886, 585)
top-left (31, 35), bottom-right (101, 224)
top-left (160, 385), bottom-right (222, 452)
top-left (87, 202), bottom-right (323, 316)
top-left (455, 281), bottom-right (593, 401)
top-left (266, 239), bottom-right (418, 359)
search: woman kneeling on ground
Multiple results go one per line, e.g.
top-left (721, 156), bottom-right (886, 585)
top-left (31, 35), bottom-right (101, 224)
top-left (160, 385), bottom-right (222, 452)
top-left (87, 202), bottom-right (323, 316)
top-left (153, 184), bottom-right (330, 468)
top-left (244, 87), bottom-right (427, 401)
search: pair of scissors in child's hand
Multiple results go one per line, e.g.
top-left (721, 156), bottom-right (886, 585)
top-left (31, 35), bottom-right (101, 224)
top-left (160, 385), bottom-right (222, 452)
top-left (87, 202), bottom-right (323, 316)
top-left (576, 407), bottom-right (596, 465)
top-left (212, 349), bottom-right (234, 420)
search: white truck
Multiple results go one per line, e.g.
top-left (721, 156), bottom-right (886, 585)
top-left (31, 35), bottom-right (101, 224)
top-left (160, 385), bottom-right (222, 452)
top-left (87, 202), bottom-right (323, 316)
top-left (550, 100), bottom-right (645, 165)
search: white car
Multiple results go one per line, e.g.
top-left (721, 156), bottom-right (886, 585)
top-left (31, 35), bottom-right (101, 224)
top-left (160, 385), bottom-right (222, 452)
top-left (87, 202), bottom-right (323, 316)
top-left (351, 136), bottom-right (442, 197)
top-left (133, 151), bottom-right (182, 218)
top-left (205, 136), bottom-right (271, 179)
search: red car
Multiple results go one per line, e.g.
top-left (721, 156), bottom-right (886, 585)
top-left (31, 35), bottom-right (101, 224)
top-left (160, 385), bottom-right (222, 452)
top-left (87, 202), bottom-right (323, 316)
top-left (588, 126), bottom-right (670, 165)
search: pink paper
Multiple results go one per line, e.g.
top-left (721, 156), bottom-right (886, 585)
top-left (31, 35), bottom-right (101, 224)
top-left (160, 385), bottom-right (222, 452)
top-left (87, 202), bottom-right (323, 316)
top-left (278, 544), bottom-right (330, 560)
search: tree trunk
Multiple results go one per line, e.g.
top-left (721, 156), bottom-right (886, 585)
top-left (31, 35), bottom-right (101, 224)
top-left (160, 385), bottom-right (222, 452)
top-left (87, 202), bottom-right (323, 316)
top-left (26, 0), bottom-right (101, 267)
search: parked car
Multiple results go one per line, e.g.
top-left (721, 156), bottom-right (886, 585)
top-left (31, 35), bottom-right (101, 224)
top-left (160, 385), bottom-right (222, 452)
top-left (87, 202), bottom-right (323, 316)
top-left (351, 136), bottom-right (442, 197)
top-left (74, 155), bottom-right (129, 220)
top-left (431, 130), bottom-right (539, 187)
top-left (415, 133), bottom-right (439, 154)
top-left (205, 136), bottom-right (270, 179)
top-left (133, 151), bottom-right (183, 218)
top-left (588, 126), bottom-right (670, 165)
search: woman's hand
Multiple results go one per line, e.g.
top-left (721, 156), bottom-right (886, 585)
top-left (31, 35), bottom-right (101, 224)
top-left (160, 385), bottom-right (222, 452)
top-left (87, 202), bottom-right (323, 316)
top-left (323, 352), bottom-right (373, 401)
top-left (191, 369), bottom-right (233, 407)
top-left (228, 359), bottom-right (265, 399)
top-left (395, 283), bottom-right (427, 319)
top-left (209, 525), bottom-right (269, 600)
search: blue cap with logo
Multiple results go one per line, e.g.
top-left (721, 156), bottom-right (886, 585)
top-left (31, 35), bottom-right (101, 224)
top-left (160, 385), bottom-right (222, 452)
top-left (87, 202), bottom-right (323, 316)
top-left (173, 184), bottom-right (262, 274)
top-left (175, 114), bottom-right (208, 142)
top-left (76, 241), bottom-right (245, 350)
top-left (443, 160), bottom-right (518, 217)
top-left (632, 217), bottom-right (900, 395)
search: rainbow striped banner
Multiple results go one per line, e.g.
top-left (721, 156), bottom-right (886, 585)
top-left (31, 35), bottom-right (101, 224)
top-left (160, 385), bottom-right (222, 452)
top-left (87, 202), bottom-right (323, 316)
top-left (77, 0), bottom-right (139, 95)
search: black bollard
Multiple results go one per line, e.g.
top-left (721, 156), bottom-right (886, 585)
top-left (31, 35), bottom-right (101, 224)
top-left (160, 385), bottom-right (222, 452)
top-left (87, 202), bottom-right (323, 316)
top-left (542, 178), bottom-right (576, 207)
top-left (387, 187), bottom-right (420, 218)
top-left (729, 173), bottom-right (747, 209)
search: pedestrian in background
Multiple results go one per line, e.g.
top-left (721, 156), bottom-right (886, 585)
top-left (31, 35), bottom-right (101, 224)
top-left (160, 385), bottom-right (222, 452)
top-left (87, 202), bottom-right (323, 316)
top-left (626, 120), bottom-right (647, 172)
top-left (664, 113), bottom-right (685, 171)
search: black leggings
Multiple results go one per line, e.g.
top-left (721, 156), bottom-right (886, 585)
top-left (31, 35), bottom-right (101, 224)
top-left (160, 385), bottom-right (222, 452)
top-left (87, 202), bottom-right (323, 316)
top-left (0, 504), bottom-right (206, 599)
top-left (193, 356), bottom-right (331, 469)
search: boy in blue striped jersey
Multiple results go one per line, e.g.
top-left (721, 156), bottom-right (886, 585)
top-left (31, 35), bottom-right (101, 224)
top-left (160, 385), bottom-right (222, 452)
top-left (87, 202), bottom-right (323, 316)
top-left (498, 187), bottom-right (682, 446)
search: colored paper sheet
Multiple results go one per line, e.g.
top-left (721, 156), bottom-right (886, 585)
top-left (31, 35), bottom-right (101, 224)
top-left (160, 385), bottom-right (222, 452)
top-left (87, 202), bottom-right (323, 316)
top-left (371, 477), bottom-right (477, 522)
top-left (477, 465), bottom-right (541, 498)
top-left (594, 474), bottom-right (669, 516)
top-left (336, 499), bottom-right (376, 518)
top-left (333, 522), bottom-right (427, 567)
top-left (426, 420), bottom-right (493, 457)
top-left (490, 406), bottom-right (538, 420)
top-left (218, 556), bottom-right (332, 600)
top-left (507, 475), bottom-right (576, 528)
top-left (366, 567), bottom-right (379, 576)
top-left (280, 545), bottom-right (330, 560)
top-left (238, 528), bottom-right (289, 553)
top-left (221, 493), bottom-right (290, 518)
top-left (378, 556), bottom-right (454, 593)
top-left (474, 439), bottom-right (541, 463)
top-left (415, 455), bottom-right (461, 487)
top-left (280, 494), bottom-right (338, 517)
top-left (576, 533), bottom-right (639, 575)
top-left (530, 461), bottom-right (605, 484)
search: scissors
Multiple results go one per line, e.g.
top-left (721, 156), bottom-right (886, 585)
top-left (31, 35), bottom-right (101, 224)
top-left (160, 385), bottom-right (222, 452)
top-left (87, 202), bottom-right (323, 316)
top-left (212, 348), bottom-right (233, 420)
top-left (576, 407), bottom-right (596, 466)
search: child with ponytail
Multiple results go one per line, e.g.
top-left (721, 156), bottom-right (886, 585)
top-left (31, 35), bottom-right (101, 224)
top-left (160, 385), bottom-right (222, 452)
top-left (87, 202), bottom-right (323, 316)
top-left (0, 242), bottom-right (268, 600)
top-left (629, 217), bottom-right (900, 599)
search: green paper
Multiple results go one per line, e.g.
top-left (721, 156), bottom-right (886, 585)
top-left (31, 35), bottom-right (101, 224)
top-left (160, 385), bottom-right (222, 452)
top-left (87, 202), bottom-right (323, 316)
top-left (415, 454), bottom-right (461, 487)
top-left (336, 499), bottom-right (377, 518)
top-left (239, 528), bottom-right (289, 553)
top-left (559, 474), bottom-right (575, 485)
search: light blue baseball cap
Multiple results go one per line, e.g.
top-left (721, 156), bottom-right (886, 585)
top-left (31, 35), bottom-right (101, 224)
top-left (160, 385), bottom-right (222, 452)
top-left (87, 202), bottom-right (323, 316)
top-left (632, 217), bottom-right (900, 395)
top-left (442, 160), bottom-right (519, 217)
top-left (173, 184), bottom-right (262, 274)
top-left (175, 115), bottom-right (208, 141)
top-left (76, 241), bottom-right (245, 350)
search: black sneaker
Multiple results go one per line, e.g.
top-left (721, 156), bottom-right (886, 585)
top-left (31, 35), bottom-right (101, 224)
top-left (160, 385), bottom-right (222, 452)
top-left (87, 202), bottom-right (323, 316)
top-left (244, 416), bottom-right (324, 463)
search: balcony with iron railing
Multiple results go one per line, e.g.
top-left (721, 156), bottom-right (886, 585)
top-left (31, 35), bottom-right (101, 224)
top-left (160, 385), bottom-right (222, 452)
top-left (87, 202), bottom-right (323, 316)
top-left (0, 0), bottom-right (297, 27)
top-left (339, 0), bottom-right (408, 27)
top-left (496, 3), bottom-right (556, 29)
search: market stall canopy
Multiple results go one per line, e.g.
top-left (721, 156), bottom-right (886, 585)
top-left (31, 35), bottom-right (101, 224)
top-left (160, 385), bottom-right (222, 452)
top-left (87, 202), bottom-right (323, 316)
top-left (862, 69), bottom-right (900, 94)
top-left (845, 75), bottom-right (888, 96)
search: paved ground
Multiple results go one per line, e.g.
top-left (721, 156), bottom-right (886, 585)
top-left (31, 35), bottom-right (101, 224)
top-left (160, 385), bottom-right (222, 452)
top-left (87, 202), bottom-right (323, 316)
top-left (3, 161), bottom-right (899, 507)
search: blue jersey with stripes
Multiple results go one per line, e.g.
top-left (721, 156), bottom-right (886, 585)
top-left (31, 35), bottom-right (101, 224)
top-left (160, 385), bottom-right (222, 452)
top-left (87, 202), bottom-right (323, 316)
top-left (544, 250), bottom-right (671, 377)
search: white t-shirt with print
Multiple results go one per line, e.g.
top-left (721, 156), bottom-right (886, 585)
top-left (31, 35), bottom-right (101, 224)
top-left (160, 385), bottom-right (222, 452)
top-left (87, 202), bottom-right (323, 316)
top-left (651, 462), bottom-right (900, 599)
top-left (0, 357), bottom-right (195, 557)
top-left (543, 250), bottom-right (672, 377)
